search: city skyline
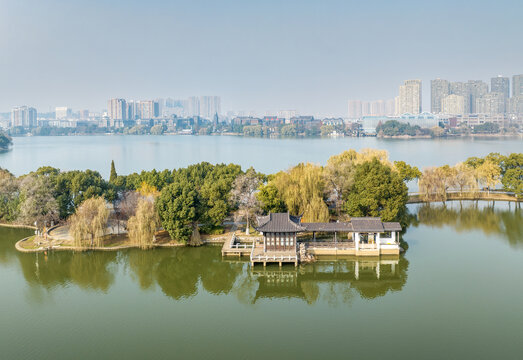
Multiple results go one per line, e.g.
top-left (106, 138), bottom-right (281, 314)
top-left (5, 72), bottom-right (523, 118)
top-left (2, 0), bottom-right (523, 116)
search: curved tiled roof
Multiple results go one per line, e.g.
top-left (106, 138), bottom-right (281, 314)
top-left (256, 213), bottom-right (306, 232)
top-left (256, 213), bottom-right (402, 233)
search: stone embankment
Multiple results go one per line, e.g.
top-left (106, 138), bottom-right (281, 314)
top-left (299, 243), bottom-right (315, 263)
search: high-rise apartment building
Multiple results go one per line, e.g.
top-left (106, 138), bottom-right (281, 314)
top-left (350, 99), bottom-right (395, 118)
top-left (491, 76), bottom-right (510, 99)
top-left (127, 101), bottom-right (136, 121)
top-left (11, 106), bottom-right (37, 127)
top-left (186, 96), bottom-right (200, 117)
top-left (137, 100), bottom-right (159, 119)
top-left (509, 96), bottom-right (523, 114)
top-left (431, 79), bottom-right (450, 113)
top-left (441, 94), bottom-right (465, 115)
top-left (348, 100), bottom-right (362, 119)
top-left (385, 99), bottom-right (395, 116)
top-left (199, 96), bottom-right (221, 119)
top-left (369, 100), bottom-right (382, 116)
top-left (513, 74), bottom-right (523, 97)
top-left (398, 80), bottom-right (422, 114)
top-left (362, 101), bottom-right (371, 116)
top-left (450, 82), bottom-right (471, 113)
top-left (476, 92), bottom-right (505, 115)
top-left (108, 98), bottom-right (127, 121)
top-left (466, 80), bottom-right (488, 113)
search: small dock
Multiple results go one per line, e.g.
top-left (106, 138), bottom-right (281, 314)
top-left (221, 234), bottom-right (254, 257)
top-left (250, 246), bottom-right (298, 267)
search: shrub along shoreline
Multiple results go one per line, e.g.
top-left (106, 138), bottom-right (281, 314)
top-left (1, 149), bottom-right (520, 253)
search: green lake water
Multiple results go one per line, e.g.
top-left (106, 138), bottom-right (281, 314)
top-left (1, 202), bottom-right (522, 360)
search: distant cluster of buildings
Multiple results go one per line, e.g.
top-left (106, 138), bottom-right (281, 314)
top-left (106, 96), bottom-right (222, 128)
top-left (4, 75), bottom-right (523, 135)
top-left (431, 75), bottom-right (523, 116)
top-left (349, 75), bottom-right (523, 134)
top-left (4, 96), bottom-right (222, 130)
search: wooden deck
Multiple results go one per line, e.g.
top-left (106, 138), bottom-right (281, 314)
top-left (221, 234), bottom-right (254, 257)
top-left (250, 246), bottom-right (298, 267)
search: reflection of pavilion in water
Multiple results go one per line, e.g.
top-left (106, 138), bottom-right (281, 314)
top-left (250, 256), bottom-right (408, 303)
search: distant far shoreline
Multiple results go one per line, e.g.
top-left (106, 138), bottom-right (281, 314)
top-left (378, 133), bottom-right (522, 140)
top-left (7, 132), bottom-right (523, 140)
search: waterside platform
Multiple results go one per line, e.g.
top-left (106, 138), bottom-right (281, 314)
top-left (250, 246), bottom-right (298, 267)
top-left (221, 234), bottom-right (255, 257)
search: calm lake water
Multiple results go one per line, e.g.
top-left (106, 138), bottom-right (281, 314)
top-left (1, 202), bottom-right (522, 360)
top-left (0, 135), bottom-right (521, 176)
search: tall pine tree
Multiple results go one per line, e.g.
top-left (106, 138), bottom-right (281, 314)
top-left (109, 160), bottom-right (117, 183)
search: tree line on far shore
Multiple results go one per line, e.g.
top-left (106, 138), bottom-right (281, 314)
top-left (418, 152), bottom-right (523, 202)
top-left (0, 132), bottom-right (12, 150)
top-left (0, 149), bottom-right (521, 249)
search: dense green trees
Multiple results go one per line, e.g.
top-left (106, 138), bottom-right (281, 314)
top-left (1, 150), bottom-right (520, 241)
top-left (155, 162), bottom-right (242, 242)
top-left (376, 120), bottom-right (429, 137)
top-left (243, 125), bottom-right (269, 137)
top-left (256, 183), bottom-right (287, 213)
top-left (472, 122), bottom-right (500, 134)
top-left (156, 182), bottom-right (198, 243)
top-left (280, 124), bottom-right (298, 137)
top-left (342, 159), bottom-right (408, 221)
top-left (502, 153), bottom-right (523, 196)
top-left (393, 161), bottom-right (421, 182)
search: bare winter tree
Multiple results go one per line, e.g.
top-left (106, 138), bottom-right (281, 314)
top-left (229, 168), bottom-right (262, 235)
top-left (18, 174), bottom-right (59, 228)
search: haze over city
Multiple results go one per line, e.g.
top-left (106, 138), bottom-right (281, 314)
top-left (2, 0), bottom-right (523, 116)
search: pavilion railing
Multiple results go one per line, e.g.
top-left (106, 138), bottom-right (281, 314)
top-left (305, 241), bottom-right (355, 249)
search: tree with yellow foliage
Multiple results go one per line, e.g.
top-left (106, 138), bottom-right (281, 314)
top-left (270, 163), bottom-right (329, 222)
top-left (69, 197), bottom-right (109, 248)
top-left (477, 160), bottom-right (501, 194)
top-left (137, 181), bottom-right (160, 198)
top-left (127, 198), bottom-right (160, 249)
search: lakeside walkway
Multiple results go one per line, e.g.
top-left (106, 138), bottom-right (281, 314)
top-left (408, 191), bottom-right (521, 204)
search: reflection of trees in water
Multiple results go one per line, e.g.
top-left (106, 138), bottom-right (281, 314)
top-left (245, 257), bottom-right (409, 305)
top-left (233, 273), bottom-right (258, 305)
top-left (11, 239), bottom-right (410, 305)
top-left (17, 250), bottom-right (117, 293)
top-left (351, 257), bottom-right (409, 299)
top-left (127, 249), bottom-right (170, 290)
top-left (415, 203), bottom-right (523, 246)
top-left (69, 252), bottom-right (116, 292)
top-left (156, 253), bottom-right (199, 300)
top-left (147, 247), bottom-right (244, 300)
top-left (0, 228), bottom-right (33, 265)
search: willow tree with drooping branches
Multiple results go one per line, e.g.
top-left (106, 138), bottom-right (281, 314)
top-left (127, 198), bottom-right (160, 249)
top-left (69, 197), bottom-right (109, 248)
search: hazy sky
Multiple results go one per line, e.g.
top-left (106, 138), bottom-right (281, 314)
top-left (2, 0), bottom-right (523, 116)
